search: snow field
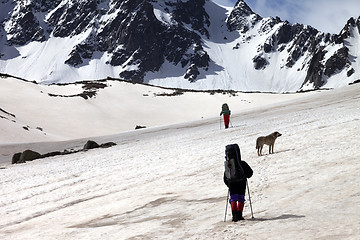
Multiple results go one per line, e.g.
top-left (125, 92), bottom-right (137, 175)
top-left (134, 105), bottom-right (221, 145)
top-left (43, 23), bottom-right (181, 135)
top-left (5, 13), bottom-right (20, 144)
top-left (0, 76), bottom-right (317, 144)
top-left (0, 83), bottom-right (359, 239)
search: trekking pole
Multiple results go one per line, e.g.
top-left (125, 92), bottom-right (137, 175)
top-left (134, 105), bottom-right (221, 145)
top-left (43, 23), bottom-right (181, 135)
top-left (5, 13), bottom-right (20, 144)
top-left (219, 116), bottom-right (222, 130)
top-left (229, 118), bottom-right (233, 128)
top-left (246, 181), bottom-right (254, 219)
top-left (224, 188), bottom-right (230, 222)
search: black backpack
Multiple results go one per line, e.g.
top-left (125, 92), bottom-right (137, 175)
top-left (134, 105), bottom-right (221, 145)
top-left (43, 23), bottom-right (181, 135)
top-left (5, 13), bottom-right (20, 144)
top-left (224, 144), bottom-right (246, 182)
top-left (222, 103), bottom-right (229, 111)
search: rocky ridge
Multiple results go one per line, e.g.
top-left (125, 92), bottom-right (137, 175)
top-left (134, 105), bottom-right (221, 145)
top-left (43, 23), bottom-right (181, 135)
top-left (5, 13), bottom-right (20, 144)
top-left (0, 0), bottom-right (359, 91)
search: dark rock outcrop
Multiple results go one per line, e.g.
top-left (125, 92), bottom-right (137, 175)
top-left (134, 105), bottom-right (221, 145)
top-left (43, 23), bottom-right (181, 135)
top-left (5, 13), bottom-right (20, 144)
top-left (83, 140), bottom-right (100, 150)
top-left (135, 125), bottom-right (147, 130)
top-left (303, 48), bottom-right (326, 89)
top-left (11, 140), bottom-right (117, 164)
top-left (227, 0), bottom-right (262, 32)
top-left (6, 5), bottom-right (46, 45)
top-left (253, 55), bottom-right (268, 70)
top-left (18, 149), bottom-right (42, 163)
top-left (12, 152), bottom-right (21, 164)
top-left (100, 142), bottom-right (117, 148)
top-left (324, 47), bottom-right (349, 77)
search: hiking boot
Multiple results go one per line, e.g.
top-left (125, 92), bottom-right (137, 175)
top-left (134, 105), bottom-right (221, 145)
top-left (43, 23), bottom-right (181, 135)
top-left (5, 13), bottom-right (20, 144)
top-left (232, 211), bottom-right (238, 222)
top-left (238, 211), bottom-right (245, 220)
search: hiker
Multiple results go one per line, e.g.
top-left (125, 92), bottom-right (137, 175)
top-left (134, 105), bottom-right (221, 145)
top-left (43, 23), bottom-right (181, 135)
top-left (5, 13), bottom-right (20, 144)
top-left (224, 144), bottom-right (253, 222)
top-left (220, 103), bottom-right (231, 128)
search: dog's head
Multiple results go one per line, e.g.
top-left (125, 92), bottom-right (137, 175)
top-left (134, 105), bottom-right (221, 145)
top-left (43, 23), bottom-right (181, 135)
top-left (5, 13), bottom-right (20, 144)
top-left (273, 131), bottom-right (282, 138)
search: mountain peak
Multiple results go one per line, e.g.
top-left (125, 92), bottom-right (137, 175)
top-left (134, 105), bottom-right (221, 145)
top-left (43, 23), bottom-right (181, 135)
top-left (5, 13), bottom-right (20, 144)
top-left (226, 0), bottom-right (262, 32)
top-left (336, 16), bottom-right (360, 42)
top-left (234, 0), bottom-right (255, 14)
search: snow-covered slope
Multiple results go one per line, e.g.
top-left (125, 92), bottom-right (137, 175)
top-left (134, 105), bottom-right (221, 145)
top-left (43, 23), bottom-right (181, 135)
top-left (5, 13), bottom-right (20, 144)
top-left (0, 74), bottom-right (318, 144)
top-left (0, 0), bottom-right (359, 92)
top-left (0, 82), bottom-right (359, 239)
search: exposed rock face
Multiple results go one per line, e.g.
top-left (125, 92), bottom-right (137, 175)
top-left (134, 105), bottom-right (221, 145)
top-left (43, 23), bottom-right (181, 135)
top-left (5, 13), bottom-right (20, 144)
top-left (324, 47), bottom-right (349, 77)
top-left (227, 0), bottom-right (261, 32)
top-left (303, 48), bottom-right (326, 89)
top-left (2, 0), bottom-right (210, 83)
top-left (245, 17), bottom-right (335, 89)
top-left (5, 5), bottom-right (46, 45)
top-left (300, 17), bottom-right (358, 88)
top-left (253, 55), bottom-right (268, 70)
top-left (226, 1), bottom-right (359, 89)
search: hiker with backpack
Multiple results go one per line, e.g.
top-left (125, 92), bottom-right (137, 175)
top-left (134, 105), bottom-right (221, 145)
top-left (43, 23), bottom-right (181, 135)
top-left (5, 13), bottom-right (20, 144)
top-left (220, 103), bottom-right (231, 129)
top-left (223, 144), bottom-right (253, 222)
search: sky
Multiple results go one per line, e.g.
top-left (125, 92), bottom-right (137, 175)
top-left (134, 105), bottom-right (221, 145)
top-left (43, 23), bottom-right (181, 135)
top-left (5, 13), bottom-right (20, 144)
top-left (212, 0), bottom-right (360, 34)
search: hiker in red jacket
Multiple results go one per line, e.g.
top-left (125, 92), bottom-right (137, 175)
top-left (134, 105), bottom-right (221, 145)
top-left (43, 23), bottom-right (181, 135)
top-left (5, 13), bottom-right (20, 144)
top-left (220, 103), bottom-right (231, 128)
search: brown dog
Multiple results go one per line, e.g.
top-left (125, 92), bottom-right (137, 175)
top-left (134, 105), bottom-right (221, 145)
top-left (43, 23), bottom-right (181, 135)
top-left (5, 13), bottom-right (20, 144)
top-left (256, 131), bottom-right (282, 156)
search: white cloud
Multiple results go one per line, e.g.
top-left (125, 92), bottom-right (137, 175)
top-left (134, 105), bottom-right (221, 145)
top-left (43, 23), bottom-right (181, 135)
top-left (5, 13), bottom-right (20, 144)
top-left (298, 0), bottom-right (360, 33)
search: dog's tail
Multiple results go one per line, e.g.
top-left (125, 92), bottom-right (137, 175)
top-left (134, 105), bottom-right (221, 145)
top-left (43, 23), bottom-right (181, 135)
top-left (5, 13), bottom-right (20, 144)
top-left (255, 138), bottom-right (260, 149)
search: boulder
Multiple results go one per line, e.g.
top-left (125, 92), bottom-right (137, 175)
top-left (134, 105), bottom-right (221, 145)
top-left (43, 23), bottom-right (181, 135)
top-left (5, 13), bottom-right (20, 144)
top-left (41, 151), bottom-right (62, 158)
top-left (12, 152), bottom-right (22, 164)
top-left (135, 125), bottom-right (146, 130)
top-left (19, 149), bottom-right (42, 163)
top-left (100, 142), bottom-right (117, 148)
top-left (83, 140), bottom-right (100, 150)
